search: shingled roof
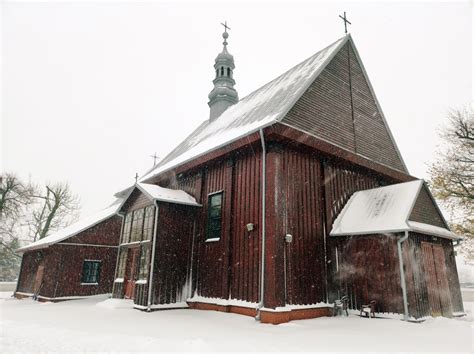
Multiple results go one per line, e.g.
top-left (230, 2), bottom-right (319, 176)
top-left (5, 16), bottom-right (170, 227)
top-left (142, 34), bottom-right (407, 182)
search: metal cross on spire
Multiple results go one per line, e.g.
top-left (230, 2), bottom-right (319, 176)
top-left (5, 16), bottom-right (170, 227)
top-left (221, 21), bottom-right (231, 33)
top-left (339, 11), bottom-right (351, 34)
top-left (134, 173), bottom-right (139, 184)
top-left (150, 152), bottom-right (160, 166)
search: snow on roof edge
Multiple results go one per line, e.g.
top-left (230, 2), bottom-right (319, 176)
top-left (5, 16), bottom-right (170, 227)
top-left (17, 200), bottom-right (122, 253)
top-left (140, 35), bottom-right (350, 183)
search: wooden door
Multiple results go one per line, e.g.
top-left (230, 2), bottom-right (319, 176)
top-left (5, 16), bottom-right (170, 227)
top-left (421, 242), bottom-right (452, 317)
top-left (124, 248), bottom-right (139, 299)
top-left (432, 244), bottom-right (453, 316)
top-left (33, 264), bottom-right (45, 294)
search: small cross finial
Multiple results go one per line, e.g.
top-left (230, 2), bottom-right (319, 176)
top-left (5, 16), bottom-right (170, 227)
top-left (134, 173), bottom-right (139, 184)
top-left (339, 11), bottom-right (351, 34)
top-left (150, 152), bottom-right (160, 166)
top-left (221, 21), bottom-right (231, 33)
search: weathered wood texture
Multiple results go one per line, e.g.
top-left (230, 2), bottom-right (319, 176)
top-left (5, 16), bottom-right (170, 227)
top-left (194, 160), bottom-right (230, 299)
top-left (403, 233), bottom-right (463, 318)
top-left (152, 203), bottom-right (196, 304)
top-left (409, 186), bottom-right (448, 228)
top-left (16, 216), bottom-right (121, 299)
top-left (281, 148), bottom-right (326, 306)
top-left (333, 235), bottom-right (404, 314)
top-left (231, 151), bottom-right (262, 303)
top-left (121, 188), bottom-right (153, 213)
top-left (282, 42), bottom-right (406, 173)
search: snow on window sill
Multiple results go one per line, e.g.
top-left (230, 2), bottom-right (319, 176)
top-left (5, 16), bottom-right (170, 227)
top-left (114, 278), bottom-right (124, 283)
top-left (205, 238), bottom-right (220, 243)
top-left (135, 279), bottom-right (148, 285)
top-left (81, 282), bottom-right (99, 286)
top-left (120, 240), bottom-right (151, 246)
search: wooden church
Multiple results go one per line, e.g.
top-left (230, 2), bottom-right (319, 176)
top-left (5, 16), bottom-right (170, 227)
top-left (109, 30), bottom-right (463, 323)
top-left (16, 28), bottom-right (464, 324)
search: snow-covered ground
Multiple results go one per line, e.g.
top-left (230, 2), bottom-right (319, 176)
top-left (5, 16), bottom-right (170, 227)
top-left (0, 292), bottom-right (472, 353)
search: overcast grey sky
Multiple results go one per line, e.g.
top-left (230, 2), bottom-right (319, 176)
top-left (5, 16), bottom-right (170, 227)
top-left (2, 0), bottom-right (472, 217)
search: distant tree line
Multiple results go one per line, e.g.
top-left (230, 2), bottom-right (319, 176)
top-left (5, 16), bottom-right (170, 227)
top-left (0, 174), bottom-right (80, 281)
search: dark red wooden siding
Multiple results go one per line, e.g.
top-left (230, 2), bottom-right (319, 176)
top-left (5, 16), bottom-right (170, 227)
top-left (281, 148), bottom-right (326, 305)
top-left (334, 235), bottom-right (404, 313)
top-left (230, 151), bottom-right (261, 302)
top-left (121, 189), bottom-right (153, 212)
top-left (16, 216), bottom-right (121, 299)
top-left (282, 42), bottom-right (406, 173)
top-left (152, 203), bottom-right (196, 304)
top-left (409, 186), bottom-right (448, 229)
top-left (403, 233), bottom-right (463, 318)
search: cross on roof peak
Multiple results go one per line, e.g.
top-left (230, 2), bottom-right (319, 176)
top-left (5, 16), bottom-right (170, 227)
top-left (221, 21), bottom-right (231, 33)
top-left (339, 11), bottom-right (351, 34)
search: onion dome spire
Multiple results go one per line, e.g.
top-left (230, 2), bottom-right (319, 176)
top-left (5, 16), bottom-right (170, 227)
top-left (208, 22), bottom-right (239, 121)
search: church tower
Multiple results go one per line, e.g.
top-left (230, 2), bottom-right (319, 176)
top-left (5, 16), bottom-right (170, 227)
top-left (208, 25), bottom-right (239, 121)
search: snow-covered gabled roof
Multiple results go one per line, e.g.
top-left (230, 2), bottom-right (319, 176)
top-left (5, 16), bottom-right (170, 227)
top-left (135, 183), bottom-right (201, 207)
top-left (141, 35), bottom-right (349, 182)
top-left (16, 199), bottom-right (123, 253)
top-left (330, 180), bottom-right (459, 240)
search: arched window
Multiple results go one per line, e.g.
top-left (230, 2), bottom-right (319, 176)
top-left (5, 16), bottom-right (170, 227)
top-left (220, 67), bottom-right (224, 76)
top-left (216, 69), bottom-right (218, 78)
top-left (227, 68), bottom-right (231, 77)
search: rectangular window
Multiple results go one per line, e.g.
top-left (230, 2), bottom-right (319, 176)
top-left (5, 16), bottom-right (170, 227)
top-left (138, 245), bottom-right (151, 280)
top-left (207, 192), bottom-right (223, 240)
top-left (130, 209), bottom-right (144, 242)
top-left (116, 248), bottom-right (127, 278)
top-left (121, 213), bottom-right (132, 244)
top-left (81, 260), bottom-right (101, 284)
top-left (142, 205), bottom-right (155, 241)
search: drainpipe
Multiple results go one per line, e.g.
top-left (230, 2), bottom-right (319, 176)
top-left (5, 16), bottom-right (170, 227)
top-left (111, 212), bottom-right (125, 297)
top-left (397, 230), bottom-right (409, 321)
top-left (147, 201), bottom-right (160, 311)
top-left (255, 128), bottom-right (266, 320)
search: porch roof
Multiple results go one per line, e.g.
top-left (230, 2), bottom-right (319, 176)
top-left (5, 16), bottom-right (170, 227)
top-left (136, 183), bottom-right (201, 207)
top-left (330, 180), bottom-right (459, 240)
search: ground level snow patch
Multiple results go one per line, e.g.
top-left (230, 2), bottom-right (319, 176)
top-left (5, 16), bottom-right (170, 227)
top-left (1, 291), bottom-right (472, 352)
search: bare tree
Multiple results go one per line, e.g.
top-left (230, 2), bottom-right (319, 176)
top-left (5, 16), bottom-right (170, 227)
top-left (30, 182), bottom-right (80, 241)
top-left (0, 173), bottom-right (34, 220)
top-left (429, 105), bottom-right (474, 260)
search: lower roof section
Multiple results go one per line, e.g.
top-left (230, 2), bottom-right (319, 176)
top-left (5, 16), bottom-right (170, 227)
top-left (330, 180), bottom-right (459, 240)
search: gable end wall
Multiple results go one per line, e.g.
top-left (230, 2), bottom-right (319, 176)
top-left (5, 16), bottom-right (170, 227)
top-left (409, 186), bottom-right (448, 229)
top-left (282, 42), bottom-right (406, 173)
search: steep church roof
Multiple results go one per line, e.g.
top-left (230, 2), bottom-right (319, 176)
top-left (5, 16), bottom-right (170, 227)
top-left (142, 34), bottom-right (407, 182)
top-left (330, 180), bottom-right (458, 240)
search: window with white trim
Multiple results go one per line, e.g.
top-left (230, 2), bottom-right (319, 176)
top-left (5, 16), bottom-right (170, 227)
top-left (207, 192), bottom-right (223, 240)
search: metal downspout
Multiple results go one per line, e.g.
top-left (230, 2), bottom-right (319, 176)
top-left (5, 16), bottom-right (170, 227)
top-left (256, 128), bottom-right (266, 320)
top-left (147, 201), bottom-right (160, 311)
top-left (397, 230), bottom-right (409, 321)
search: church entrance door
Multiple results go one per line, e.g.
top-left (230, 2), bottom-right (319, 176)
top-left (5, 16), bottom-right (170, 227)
top-left (124, 247), bottom-right (139, 299)
top-left (421, 242), bottom-right (452, 317)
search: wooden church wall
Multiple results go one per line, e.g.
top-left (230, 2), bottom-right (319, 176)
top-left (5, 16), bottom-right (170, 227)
top-left (403, 233), bottom-right (463, 318)
top-left (16, 251), bottom-right (43, 294)
top-left (230, 151), bottom-right (262, 303)
top-left (334, 235), bottom-right (404, 314)
top-left (170, 148), bottom-right (262, 303)
top-left (280, 148), bottom-right (326, 305)
top-left (282, 42), bottom-right (406, 174)
top-left (151, 203), bottom-right (195, 305)
top-left (409, 187), bottom-right (447, 229)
